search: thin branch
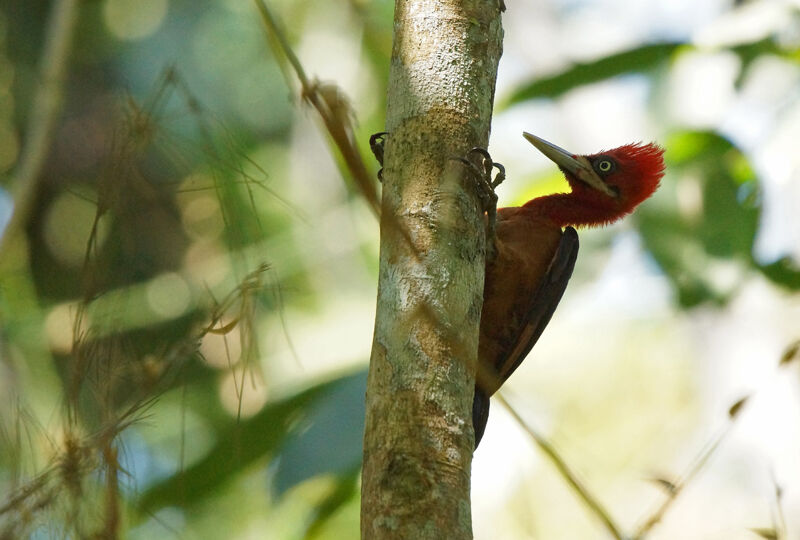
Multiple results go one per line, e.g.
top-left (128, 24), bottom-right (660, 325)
top-left (634, 340), bottom-right (799, 539)
top-left (633, 423), bottom-right (730, 539)
top-left (252, 0), bottom-right (434, 281)
top-left (0, 0), bottom-right (80, 257)
top-left (253, 0), bottom-right (380, 216)
top-left (253, 0), bottom-right (309, 89)
top-left (495, 392), bottom-right (626, 540)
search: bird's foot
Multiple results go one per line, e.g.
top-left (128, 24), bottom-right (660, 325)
top-left (369, 131), bottom-right (389, 182)
top-left (453, 147), bottom-right (505, 261)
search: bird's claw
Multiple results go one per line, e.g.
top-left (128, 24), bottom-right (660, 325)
top-left (370, 131), bottom-right (389, 182)
top-left (453, 147), bottom-right (505, 261)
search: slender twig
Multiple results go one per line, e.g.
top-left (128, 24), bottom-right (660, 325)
top-left (252, 0), bottom-right (469, 288)
top-left (252, 0), bottom-right (438, 278)
top-left (253, 0), bottom-right (309, 89)
top-left (633, 423), bottom-right (731, 539)
top-left (0, 0), bottom-right (80, 258)
top-left (253, 0), bottom-right (380, 216)
top-left (769, 467), bottom-right (787, 540)
top-left (635, 340), bottom-right (799, 538)
top-left (495, 392), bottom-right (626, 540)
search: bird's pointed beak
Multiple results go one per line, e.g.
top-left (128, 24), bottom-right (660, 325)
top-left (523, 132), bottom-right (617, 198)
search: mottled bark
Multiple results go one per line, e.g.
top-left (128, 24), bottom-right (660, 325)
top-left (361, 1), bottom-right (503, 538)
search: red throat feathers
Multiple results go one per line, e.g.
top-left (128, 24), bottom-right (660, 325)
top-left (521, 133), bottom-right (665, 227)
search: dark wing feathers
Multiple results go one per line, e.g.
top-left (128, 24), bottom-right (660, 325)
top-left (473, 227), bottom-right (579, 448)
top-left (497, 226), bottom-right (579, 383)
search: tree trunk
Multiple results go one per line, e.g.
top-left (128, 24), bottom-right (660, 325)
top-left (361, 1), bottom-right (503, 538)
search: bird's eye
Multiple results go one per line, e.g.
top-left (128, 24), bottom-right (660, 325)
top-left (593, 157), bottom-right (616, 175)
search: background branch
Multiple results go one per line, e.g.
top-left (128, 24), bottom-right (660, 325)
top-left (254, 0), bottom-right (380, 216)
top-left (0, 0), bottom-right (79, 258)
top-left (495, 392), bottom-right (625, 540)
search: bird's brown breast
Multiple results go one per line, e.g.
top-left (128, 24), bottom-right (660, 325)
top-left (477, 207), bottom-right (563, 396)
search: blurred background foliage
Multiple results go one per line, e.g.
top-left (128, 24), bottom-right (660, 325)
top-left (1, 0), bottom-right (799, 538)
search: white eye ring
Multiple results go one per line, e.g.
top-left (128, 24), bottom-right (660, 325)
top-left (598, 160), bottom-right (612, 172)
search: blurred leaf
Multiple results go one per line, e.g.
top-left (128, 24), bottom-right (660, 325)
top-left (355, 0), bottom-right (393, 82)
top-left (779, 340), bottom-right (800, 366)
top-left (731, 36), bottom-right (800, 87)
top-left (749, 528), bottom-right (779, 540)
top-left (500, 42), bottom-right (682, 107)
top-left (756, 257), bottom-right (800, 290)
top-left (273, 370), bottom-right (366, 496)
top-left (649, 476), bottom-right (678, 494)
top-left (728, 396), bottom-right (749, 419)
top-left (502, 36), bottom-right (799, 108)
top-left (137, 369), bottom-right (366, 513)
top-left (638, 130), bottom-right (761, 307)
top-left (730, 36), bottom-right (793, 65)
top-left (275, 370), bottom-right (366, 538)
top-left (655, 130), bottom-right (800, 294)
top-left (304, 467), bottom-right (360, 540)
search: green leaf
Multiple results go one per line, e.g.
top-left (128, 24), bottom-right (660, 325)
top-left (648, 476), bottom-right (678, 494)
top-left (780, 340), bottom-right (800, 366)
top-left (137, 369), bottom-right (366, 513)
top-left (731, 36), bottom-right (800, 87)
top-left (501, 36), bottom-right (800, 108)
top-left (500, 42), bottom-right (682, 108)
top-left (756, 256), bottom-right (800, 290)
top-left (304, 467), bottom-right (360, 540)
top-left (637, 130), bottom-right (761, 307)
top-left (272, 370), bottom-right (366, 495)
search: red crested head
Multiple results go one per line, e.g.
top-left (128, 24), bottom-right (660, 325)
top-left (522, 133), bottom-right (665, 228)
